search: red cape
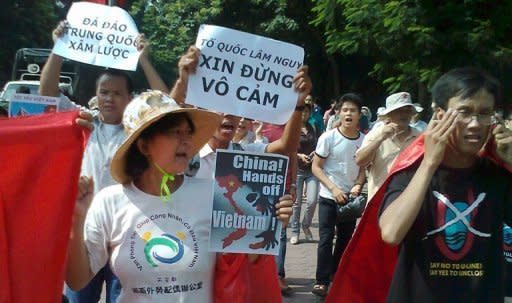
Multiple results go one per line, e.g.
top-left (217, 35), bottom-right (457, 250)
top-left (326, 134), bottom-right (510, 303)
top-left (0, 112), bottom-right (88, 303)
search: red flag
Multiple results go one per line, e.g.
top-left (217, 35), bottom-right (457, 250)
top-left (0, 111), bottom-right (88, 303)
top-left (327, 134), bottom-right (512, 303)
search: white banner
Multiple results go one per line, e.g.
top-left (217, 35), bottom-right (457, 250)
top-left (187, 24), bottom-right (304, 125)
top-left (53, 2), bottom-right (140, 71)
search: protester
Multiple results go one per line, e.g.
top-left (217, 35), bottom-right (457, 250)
top-left (325, 100), bottom-right (341, 131)
top-left (66, 90), bottom-right (296, 302)
top-left (40, 21), bottom-right (164, 303)
top-left (378, 67), bottom-right (512, 302)
top-left (410, 102), bottom-right (428, 132)
top-left (311, 94), bottom-right (366, 297)
top-left (323, 98), bottom-right (337, 128)
top-left (232, 118), bottom-right (268, 145)
top-left (169, 45), bottom-right (311, 295)
top-left (307, 95), bottom-right (324, 133)
top-left (355, 92), bottom-right (422, 199)
top-left (290, 103), bottom-right (319, 244)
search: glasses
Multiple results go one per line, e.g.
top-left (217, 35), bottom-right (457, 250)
top-left (457, 110), bottom-right (496, 125)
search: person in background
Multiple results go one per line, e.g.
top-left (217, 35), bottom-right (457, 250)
top-left (410, 102), bottom-right (428, 132)
top-left (232, 118), bottom-right (268, 145)
top-left (307, 95), bottom-right (325, 133)
top-left (355, 92), bottom-right (421, 199)
top-left (323, 98), bottom-right (337, 129)
top-left (311, 94), bottom-right (366, 297)
top-left (290, 103), bottom-right (319, 245)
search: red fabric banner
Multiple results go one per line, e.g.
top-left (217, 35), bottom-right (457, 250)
top-left (327, 134), bottom-right (511, 303)
top-left (0, 112), bottom-right (88, 303)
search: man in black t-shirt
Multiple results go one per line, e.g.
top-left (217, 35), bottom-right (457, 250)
top-left (378, 67), bottom-right (512, 303)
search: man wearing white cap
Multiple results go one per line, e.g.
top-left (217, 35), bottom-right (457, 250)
top-left (410, 102), bottom-right (428, 132)
top-left (355, 92), bottom-right (422, 198)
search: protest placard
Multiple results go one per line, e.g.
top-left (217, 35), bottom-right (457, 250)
top-left (8, 93), bottom-right (59, 117)
top-left (53, 2), bottom-right (140, 71)
top-left (209, 149), bottom-right (288, 255)
top-left (187, 24), bottom-right (304, 125)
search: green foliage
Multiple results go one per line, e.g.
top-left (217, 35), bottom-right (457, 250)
top-left (0, 1), bottom-right (58, 83)
top-left (312, 0), bottom-right (512, 103)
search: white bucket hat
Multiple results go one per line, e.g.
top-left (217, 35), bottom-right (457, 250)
top-left (380, 92), bottom-right (422, 115)
top-left (111, 90), bottom-right (221, 184)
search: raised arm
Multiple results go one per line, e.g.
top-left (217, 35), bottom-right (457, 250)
top-left (137, 34), bottom-right (169, 93)
top-left (355, 123), bottom-right (396, 167)
top-left (170, 46), bottom-right (200, 104)
top-left (379, 110), bottom-right (458, 245)
top-left (39, 22), bottom-right (67, 97)
top-left (66, 176), bottom-right (95, 290)
top-left (266, 66), bottom-right (312, 155)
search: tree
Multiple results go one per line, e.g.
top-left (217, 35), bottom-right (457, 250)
top-left (129, 0), bottom-right (365, 107)
top-left (0, 1), bottom-right (58, 85)
top-left (312, 0), bottom-right (512, 107)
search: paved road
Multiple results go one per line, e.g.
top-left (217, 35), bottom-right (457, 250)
top-left (282, 198), bottom-right (324, 303)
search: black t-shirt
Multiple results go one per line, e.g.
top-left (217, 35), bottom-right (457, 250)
top-left (379, 158), bottom-right (512, 303)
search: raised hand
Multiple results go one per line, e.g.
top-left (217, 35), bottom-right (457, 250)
top-left (293, 66), bottom-right (312, 105)
top-left (136, 33), bottom-right (150, 58)
top-left (52, 21), bottom-right (69, 43)
top-left (423, 109), bottom-right (459, 168)
top-left (493, 119), bottom-right (512, 165)
top-left (75, 176), bottom-right (94, 219)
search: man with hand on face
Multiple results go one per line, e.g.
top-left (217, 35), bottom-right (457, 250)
top-left (378, 67), bottom-right (512, 303)
top-left (355, 92), bottom-right (422, 199)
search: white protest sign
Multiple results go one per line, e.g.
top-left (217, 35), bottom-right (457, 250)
top-left (53, 2), bottom-right (140, 71)
top-left (187, 24), bottom-right (304, 125)
top-left (8, 93), bottom-right (59, 117)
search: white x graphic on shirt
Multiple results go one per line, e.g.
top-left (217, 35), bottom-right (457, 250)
top-left (425, 191), bottom-right (490, 238)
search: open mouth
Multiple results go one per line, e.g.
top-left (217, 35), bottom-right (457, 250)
top-left (221, 122), bottom-right (235, 132)
top-left (464, 134), bottom-right (481, 143)
top-left (345, 117), bottom-right (353, 122)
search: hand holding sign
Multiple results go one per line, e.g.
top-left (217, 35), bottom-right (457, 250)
top-left (187, 25), bottom-right (305, 125)
top-left (52, 2), bottom-right (140, 71)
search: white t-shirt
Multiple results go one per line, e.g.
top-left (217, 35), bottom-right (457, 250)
top-left (194, 141), bottom-right (267, 179)
top-left (315, 128), bottom-right (365, 199)
top-left (84, 178), bottom-right (216, 303)
top-left (81, 118), bottom-right (126, 194)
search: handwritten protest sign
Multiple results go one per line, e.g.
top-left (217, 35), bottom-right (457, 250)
top-left (8, 94), bottom-right (59, 117)
top-left (209, 149), bottom-right (288, 255)
top-left (187, 24), bottom-right (304, 125)
top-left (53, 2), bottom-right (140, 71)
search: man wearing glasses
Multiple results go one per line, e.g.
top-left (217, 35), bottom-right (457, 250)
top-left (377, 67), bottom-right (512, 302)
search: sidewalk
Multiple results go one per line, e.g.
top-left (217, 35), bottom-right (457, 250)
top-left (282, 198), bottom-right (324, 303)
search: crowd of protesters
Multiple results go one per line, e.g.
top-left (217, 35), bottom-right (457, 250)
top-left (3, 17), bottom-right (512, 303)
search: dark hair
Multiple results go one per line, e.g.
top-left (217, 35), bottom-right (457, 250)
top-left (338, 93), bottom-right (363, 112)
top-left (96, 69), bottom-right (134, 94)
top-left (431, 67), bottom-right (502, 110)
top-left (125, 113), bottom-right (195, 180)
top-left (16, 85), bottom-right (31, 94)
